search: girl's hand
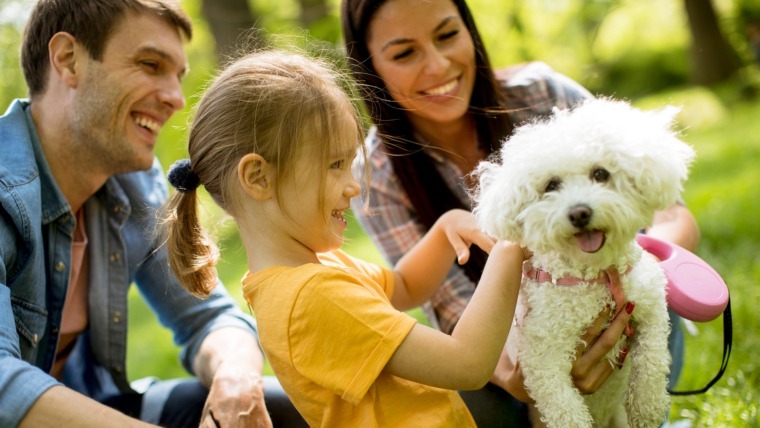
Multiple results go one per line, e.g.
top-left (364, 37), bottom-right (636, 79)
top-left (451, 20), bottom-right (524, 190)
top-left (436, 209), bottom-right (496, 264)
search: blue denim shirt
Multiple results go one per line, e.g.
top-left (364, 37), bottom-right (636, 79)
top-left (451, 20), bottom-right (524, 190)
top-left (0, 99), bottom-right (259, 426)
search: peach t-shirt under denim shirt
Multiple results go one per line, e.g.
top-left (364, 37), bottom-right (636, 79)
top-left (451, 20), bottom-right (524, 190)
top-left (51, 208), bottom-right (90, 379)
top-left (243, 250), bottom-right (475, 427)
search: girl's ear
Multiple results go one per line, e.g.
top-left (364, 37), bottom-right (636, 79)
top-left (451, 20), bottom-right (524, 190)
top-left (49, 32), bottom-right (80, 89)
top-left (237, 153), bottom-right (273, 200)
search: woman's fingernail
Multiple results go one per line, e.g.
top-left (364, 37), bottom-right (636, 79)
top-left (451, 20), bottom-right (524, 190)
top-left (625, 301), bottom-right (635, 314)
top-left (619, 347), bottom-right (629, 367)
top-left (625, 325), bottom-right (634, 336)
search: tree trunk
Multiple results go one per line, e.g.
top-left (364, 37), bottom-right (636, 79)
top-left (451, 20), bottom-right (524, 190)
top-left (298, 0), bottom-right (329, 28)
top-left (201, 0), bottom-right (263, 62)
top-left (684, 0), bottom-right (743, 85)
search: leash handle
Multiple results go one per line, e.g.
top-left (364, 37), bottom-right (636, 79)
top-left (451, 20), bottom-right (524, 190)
top-left (668, 298), bottom-right (732, 396)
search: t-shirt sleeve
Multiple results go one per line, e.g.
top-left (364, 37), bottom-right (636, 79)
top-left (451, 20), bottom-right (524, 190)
top-left (289, 269), bottom-right (416, 405)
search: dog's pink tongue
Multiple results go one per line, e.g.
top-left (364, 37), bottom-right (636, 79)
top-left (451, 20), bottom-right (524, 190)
top-left (575, 230), bottom-right (605, 253)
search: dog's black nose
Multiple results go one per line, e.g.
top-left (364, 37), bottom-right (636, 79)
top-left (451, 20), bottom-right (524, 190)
top-left (569, 205), bottom-right (593, 228)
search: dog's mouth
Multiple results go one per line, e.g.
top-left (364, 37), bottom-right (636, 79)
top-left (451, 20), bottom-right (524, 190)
top-left (575, 229), bottom-right (606, 253)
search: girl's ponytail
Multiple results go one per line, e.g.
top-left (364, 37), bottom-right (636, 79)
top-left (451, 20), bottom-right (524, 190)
top-left (164, 159), bottom-right (220, 298)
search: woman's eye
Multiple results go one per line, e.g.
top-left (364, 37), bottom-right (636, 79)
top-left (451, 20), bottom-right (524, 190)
top-left (439, 30), bottom-right (458, 41)
top-left (545, 178), bottom-right (561, 193)
top-left (392, 49), bottom-right (413, 61)
top-left (330, 160), bottom-right (345, 169)
top-left (591, 168), bottom-right (610, 183)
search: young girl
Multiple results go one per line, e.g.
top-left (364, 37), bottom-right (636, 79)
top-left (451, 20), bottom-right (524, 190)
top-left (163, 50), bottom-right (527, 426)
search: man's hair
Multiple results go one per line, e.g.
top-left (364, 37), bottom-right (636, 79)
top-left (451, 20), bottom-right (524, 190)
top-left (21, 0), bottom-right (192, 97)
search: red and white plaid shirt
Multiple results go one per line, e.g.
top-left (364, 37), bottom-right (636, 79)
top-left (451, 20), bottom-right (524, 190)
top-left (351, 62), bottom-right (593, 333)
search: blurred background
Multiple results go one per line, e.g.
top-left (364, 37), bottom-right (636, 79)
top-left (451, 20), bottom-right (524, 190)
top-left (1, 0), bottom-right (758, 425)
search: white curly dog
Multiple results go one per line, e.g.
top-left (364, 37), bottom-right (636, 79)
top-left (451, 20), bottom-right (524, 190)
top-left (473, 98), bottom-right (695, 427)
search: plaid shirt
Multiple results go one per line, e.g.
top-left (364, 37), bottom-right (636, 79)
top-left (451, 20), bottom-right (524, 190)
top-left (351, 62), bottom-right (593, 333)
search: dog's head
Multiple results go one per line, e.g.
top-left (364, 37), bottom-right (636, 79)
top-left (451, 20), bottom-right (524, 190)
top-left (473, 98), bottom-right (695, 267)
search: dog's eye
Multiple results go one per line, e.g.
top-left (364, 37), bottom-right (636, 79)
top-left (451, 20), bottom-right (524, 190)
top-left (591, 168), bottom-right (610, 183)
top-left (545, 178), bottom-right (561, 193)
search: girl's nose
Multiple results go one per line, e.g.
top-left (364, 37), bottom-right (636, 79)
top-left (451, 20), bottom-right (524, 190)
top-left (345, 174), bottom-right (361, 198)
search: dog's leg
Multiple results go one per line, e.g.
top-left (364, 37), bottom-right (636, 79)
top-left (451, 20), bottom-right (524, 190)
top-left (623, 266), bottom-right (672, 428)
top-left (519, 285), bottom-right (605, 428)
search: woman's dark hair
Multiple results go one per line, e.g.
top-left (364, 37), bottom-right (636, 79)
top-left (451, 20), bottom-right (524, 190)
top-left (341, 0), bottom-right (514, 283)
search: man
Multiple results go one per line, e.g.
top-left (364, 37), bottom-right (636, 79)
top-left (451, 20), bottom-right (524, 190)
top-left (0, 1), bottom-right (304, 426)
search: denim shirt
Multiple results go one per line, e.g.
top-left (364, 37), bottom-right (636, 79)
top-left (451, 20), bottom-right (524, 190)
top-left (0, 99), bottom-right (259, 426)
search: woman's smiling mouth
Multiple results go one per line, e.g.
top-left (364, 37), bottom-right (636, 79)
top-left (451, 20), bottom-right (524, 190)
top-left (422, 78), bottom-right (458, 96)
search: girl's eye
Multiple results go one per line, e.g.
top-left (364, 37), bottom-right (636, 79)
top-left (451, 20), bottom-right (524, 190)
top-left (591, 168), bottom-right (610, 183)
top-left (545, 178), bottom-right (561, 193)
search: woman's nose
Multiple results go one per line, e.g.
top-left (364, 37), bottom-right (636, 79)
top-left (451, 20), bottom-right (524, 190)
top-left (424, 47), bottom-right (450, 76)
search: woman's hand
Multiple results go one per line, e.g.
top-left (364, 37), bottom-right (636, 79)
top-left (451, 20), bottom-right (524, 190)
top-left (437, 209), bottom-right (496, 263)
top-left (571, 302), bottom-right (635, 393)
top-left (492, 302), bottom-right (635, 401)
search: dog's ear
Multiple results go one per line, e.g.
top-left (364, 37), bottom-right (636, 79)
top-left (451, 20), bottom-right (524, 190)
top-left (472, 160), bottom-right (523, 241)
top-left (629, 105), bottom-right (696, 211)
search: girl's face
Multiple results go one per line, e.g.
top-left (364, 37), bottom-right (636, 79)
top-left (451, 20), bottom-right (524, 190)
top-left (275, 126), bottom-right (361, 255)
top-left (367, 0), bottom-right (476, 127)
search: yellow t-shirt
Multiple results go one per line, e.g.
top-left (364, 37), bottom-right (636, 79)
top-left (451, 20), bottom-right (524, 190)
top-left (242, 250), bottom-right (475, 427)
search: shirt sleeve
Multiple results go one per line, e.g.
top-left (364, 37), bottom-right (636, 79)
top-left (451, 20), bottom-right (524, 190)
top-left (289, 269), bottom-right (417, 405)
top-left (351, 131), bottom-right (476, 333)
top-left (0, 286), bottom-right (61, 427)
top-left (126, 161), bottom-right (259, 375)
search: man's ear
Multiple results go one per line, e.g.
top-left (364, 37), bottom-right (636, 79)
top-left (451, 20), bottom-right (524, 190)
top-left (48, 32), bottom-right (81, 89)
top-left (238, 153), bottom-right (273, 200)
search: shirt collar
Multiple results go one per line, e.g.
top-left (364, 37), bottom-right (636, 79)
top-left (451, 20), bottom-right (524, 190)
top-left (22, 101), bottom-right (72, 225)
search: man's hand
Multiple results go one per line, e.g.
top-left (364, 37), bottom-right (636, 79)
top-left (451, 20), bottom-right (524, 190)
top-left (194, 328), bottom-right (272, 427)
top-left (200, 362), bottom-right (272, 428)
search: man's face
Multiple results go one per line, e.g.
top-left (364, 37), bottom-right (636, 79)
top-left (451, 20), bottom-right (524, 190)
top-left (68, 11), bottom-right (188, 175)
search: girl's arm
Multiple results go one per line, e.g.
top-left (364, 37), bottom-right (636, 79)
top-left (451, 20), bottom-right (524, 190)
top-left (385, 209), bottom-right (526, 390)
top-left (389, 209), bottom-right (495, 311)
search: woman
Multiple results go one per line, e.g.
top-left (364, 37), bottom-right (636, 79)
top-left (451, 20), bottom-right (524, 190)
top-left (341, 0), bottom-right (700, 425)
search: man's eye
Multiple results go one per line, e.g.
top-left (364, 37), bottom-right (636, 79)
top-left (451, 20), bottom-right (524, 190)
top-left (141, 61), bottom-right (159, 71)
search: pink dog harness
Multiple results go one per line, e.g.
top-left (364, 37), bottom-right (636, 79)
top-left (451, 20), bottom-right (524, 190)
top-left (522, 261), bottom-right (630, 317)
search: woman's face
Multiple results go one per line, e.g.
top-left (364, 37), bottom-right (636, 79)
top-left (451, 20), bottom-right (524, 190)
top-left (367, 0), bottom-right (476, 127)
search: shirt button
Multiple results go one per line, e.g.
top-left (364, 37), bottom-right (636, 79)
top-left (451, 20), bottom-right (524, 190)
top-left (112, 312), bottom-right (122, 323)
top-left (33, 334), bottom-right (38, 344)
top-left (110, 252), bottom-right (121, 263)
top-left (55, 261), bottom-right (66, 272)
top-left (52, 327), bottom-right (60, 334)
top-left (112, 365), bottom-right (123, 374)
top-left (113, 205), bottom-right (123, 213)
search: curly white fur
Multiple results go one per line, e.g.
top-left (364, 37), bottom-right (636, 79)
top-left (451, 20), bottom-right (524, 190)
top-left (473, 98), bottom-right (695, 427)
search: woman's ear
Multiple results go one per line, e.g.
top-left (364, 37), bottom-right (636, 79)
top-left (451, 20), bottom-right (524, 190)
top-left (48, 32), bottom-right (80, 89)
top-left (237, 153), bottom-right (273, 200)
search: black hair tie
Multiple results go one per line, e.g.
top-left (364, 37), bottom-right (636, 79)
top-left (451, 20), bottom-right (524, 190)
top-left (167, 159), bottom-right (201, 192)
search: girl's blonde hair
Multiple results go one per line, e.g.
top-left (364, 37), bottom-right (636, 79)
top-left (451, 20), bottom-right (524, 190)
top-left (164, 50), bottom-right (367, 297)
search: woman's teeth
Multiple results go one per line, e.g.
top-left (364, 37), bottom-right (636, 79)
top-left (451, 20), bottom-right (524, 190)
top-left (424, 79), bottom-right (457, 96)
